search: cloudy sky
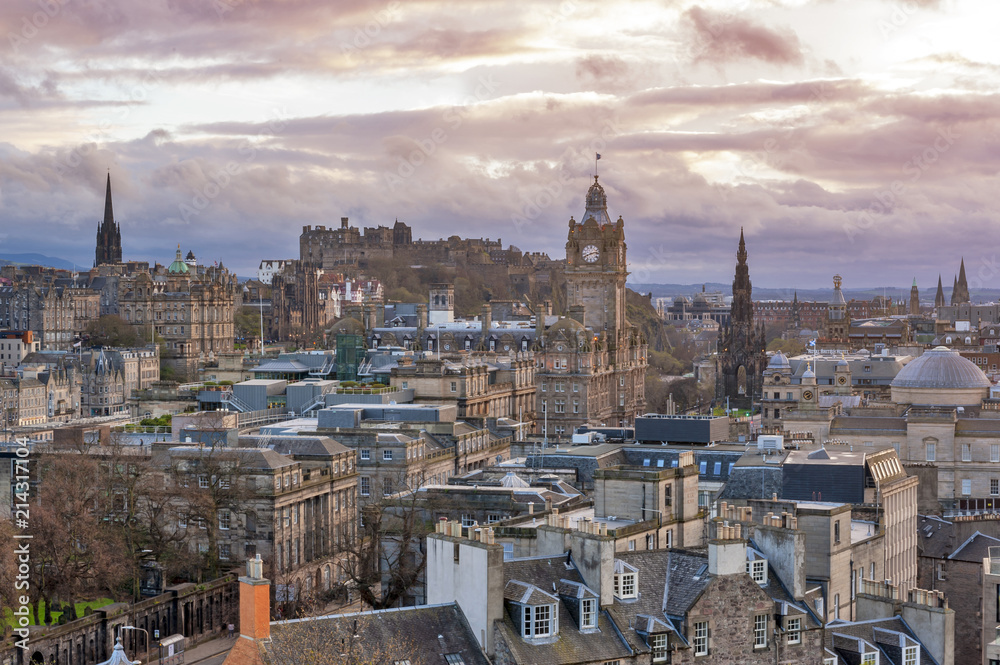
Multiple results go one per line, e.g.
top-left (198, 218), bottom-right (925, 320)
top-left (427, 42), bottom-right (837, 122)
top-left (0, 0), bottom-right (996, 289)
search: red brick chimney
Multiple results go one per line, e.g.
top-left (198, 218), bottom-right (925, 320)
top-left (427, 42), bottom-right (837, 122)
top-left (221, 555), bottom-right (269, 665)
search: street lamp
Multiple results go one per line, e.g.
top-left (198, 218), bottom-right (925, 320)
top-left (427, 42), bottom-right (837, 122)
top-left (118, 625), bottom-right (149, 665)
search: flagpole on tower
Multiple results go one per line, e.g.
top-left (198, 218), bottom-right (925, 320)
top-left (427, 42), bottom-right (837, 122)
top-left (595, 152), bottom-right (601, 177)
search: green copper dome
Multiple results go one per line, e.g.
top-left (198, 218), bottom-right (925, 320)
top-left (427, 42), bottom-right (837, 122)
top-left (168, 244), bottom-right (190, 273)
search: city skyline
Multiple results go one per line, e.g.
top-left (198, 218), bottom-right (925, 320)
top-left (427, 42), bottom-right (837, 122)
top-left (0, 0), bottom-right (996, 288)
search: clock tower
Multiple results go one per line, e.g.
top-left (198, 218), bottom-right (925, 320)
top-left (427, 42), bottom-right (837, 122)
top-left (564, 176), bottom-right (628, 338)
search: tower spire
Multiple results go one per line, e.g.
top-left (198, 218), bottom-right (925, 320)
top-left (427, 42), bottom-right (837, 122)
top-left (935, 274), bottom-right (945, 309)
top-left (104, 173), bottom-right (114, 228)
top-left (95, 173), bottom-right (123, 267)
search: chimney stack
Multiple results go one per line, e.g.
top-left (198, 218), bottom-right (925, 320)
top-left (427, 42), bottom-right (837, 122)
top-left (238, 554), bottom-right (270, 641)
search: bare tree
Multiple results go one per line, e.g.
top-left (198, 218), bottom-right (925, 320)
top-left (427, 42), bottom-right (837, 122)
top-left (31, 452), bottom-right (132, 623)
top-left (337, 468), bottom-right (435, 609)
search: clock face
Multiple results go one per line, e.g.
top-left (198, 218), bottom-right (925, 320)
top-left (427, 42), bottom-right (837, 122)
top-left (803, 390), bottom-right (813, 401)
top-left (838, 376), bottom-right (847, 385)
top-left (582, 245), bottom-right (600, 263)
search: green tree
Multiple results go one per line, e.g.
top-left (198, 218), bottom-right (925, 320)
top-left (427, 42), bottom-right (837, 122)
top-left (84, 315), bottom-right (143, 348)
top-left (767, 338), bottom-right (806, 356)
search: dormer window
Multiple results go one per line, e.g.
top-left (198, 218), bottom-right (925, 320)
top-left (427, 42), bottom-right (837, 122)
top-left (522, 603), bottom-right (555, 638)
top-left (746, 558), bottom-right (767, 585)
top-left (651, 634), bottom-right (669, 662)
top-left (613, 560), bottom-right (638, 599)
top-left (580, 598), bottom-right (596, 629)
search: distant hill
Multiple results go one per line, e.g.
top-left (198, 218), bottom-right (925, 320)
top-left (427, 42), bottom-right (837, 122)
top-left (0, 253), bottom-right (81, 271)
top-left (629, 282), bottom-right (1000, 304)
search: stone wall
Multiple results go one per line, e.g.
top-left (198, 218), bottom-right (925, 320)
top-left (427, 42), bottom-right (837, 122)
top-left (2, 575), bottom-right (237, 665)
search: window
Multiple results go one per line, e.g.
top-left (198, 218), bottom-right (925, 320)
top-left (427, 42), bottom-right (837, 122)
top-left (786, 617), bottom-right (801, 644)
top-left (198, 474), bottom-right (209, 489)
top-left (963, 443), bottom-right (972, 462)
top-left (502, 543), bottom-right (513, 560)
top-left (178, 514), bottom-right (187, 528)
top-left (628, 539), bottom-right (636, 551)
top-left (993, 444), bottom-right (1000, 463)
top-left (903, 646), bottom-right (917, 665)
top-left (833, 593), bottom-right (840, 620)
top-left (824, 659), bottom-right (837, 665)
top-left (926, 441), bottom-right (936, 462)
top-left (834, 521), bottom-right (841, 544)
top-left (581, 598), bottom-right (596, 629)
top-left (360, 477), bottom-right (370, 496)
top-left (962, 479), bottom-right (972, 495)
top-left (699, 461), bottom-right (707, 474)
top-left (219, 544), bottom-right (231, 560)
top-left (450, 381), bottom-right (457, 392)
top-left (693, 621), bottom-right (708, 656)
top-left (651, 633), bottom-right (668, 661)
top-left (861, 653), bottom-right (877, 665)
top-left (747, 559), bottom-right (766, 585)
top-left (383, 449), bottom-right (393, 461)
top-left (219, 510), bottom-right (231, 530)
top-left (713, 462), bottom-right (721, 475)
top-left (754, 614), bottom-right (767, 648)
top-left (614, 572), bottom-right (637, 599)
top-left (664, 485), bottom-right (672, 507)
top-left (444, 656), bottom-right (465, 665)
top-left (461, 514), bottom-right (476, 527)
top-left (993, 479), bottom-right (999, 496)
top-left (360, 449), bottom-right (370, 461)
top-left (522, 604), bottom-right (553, 638)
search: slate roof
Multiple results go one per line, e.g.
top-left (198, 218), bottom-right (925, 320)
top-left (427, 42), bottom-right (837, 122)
top-left (947, 531), bottom-right (1000, 563)
top-left (917, 515), bottom-right (954, 560)
top-left (251, 359), bottom-right (310, 373)
top-left (264, 435), bottom-right (350, 458)
top-left (829, 416), bottom-right (907, 434)
top-left (824, 617), bottom-right (935, 665)
top-left (955, 419), bottom-right (1000, 435)
top-left (266, 603), bottom-right (490, 665)
top-left (497, 554), bottom-right (633, 665)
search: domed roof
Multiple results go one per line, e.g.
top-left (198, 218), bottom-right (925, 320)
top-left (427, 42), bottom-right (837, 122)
top-left (891, 346), bottom-right (990, 390)
top-left (673, 295), bottom-right (689, 305)
top-left (802, 366), bottom-right (816, 379)
top-left (768, 351), bottom-right (791, 370)
top-left (328, 317), bottom-right (365, 336)
top-left (548, 317), bottom-right (586, 334)
top-left (168, 245), bottom-right (190, 273)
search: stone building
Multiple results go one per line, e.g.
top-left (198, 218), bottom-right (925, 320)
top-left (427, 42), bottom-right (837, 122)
top-left (161, 435), bottom-right (358, 602)
top-left (537, 177), bottom-right (647, 434)
top-left (427, 520), bottom-right (825, 664)
top-left (118, 247), bottom-right (239, 379)
top-left (0, 330), bottom-right (39, 372)
top-left (916, 514), bottom-right (999, 665)
top-left (312, 403), bottom-right (511, 500)
top-left (769, 346), bottom-right (1000, 512)
top-left (390, 352), bottom-right (536, 422)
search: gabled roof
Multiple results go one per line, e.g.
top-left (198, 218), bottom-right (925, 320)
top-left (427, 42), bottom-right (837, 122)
top-left (948, 531), bottom-right (1000, 563)
top-left (497, 554), bottom-right (632, 665)
top-left (265, 603), bottom-right (489, 665)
